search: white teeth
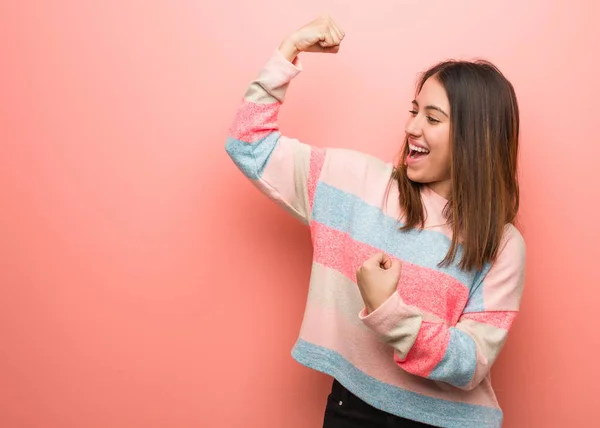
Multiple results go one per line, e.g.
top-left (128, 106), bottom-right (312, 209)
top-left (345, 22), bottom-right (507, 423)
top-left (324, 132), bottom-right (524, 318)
top-left (409, 144), bottom-right (429, 153)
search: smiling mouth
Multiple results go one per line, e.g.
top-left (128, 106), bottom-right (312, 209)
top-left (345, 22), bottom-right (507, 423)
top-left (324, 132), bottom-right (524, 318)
top-left (408, 143), bottom-right (430, 159)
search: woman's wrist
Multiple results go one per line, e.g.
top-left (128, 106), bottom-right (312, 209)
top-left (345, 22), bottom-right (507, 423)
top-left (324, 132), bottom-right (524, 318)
top-left (278, 38), bottom-right (300, 63)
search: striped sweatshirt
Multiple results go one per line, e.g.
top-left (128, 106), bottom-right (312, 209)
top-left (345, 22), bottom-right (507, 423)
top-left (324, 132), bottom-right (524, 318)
top-left (224, 48), bottom-right (526, 428)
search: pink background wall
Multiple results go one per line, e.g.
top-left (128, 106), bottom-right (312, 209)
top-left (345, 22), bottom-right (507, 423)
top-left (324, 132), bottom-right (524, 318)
top-left (1, 1), bottom-right (598, 427)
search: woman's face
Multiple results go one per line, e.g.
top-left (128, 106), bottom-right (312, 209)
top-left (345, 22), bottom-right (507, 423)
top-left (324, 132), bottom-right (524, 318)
top-left (404, 76), bottom-right (452, 199)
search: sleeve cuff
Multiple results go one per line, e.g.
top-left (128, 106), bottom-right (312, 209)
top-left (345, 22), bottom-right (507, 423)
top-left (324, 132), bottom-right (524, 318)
top-left (359, 291), bottom-right (420, 336)
top-left (251, 48), bottom-right (303, 103)
top-left (262, 47), bottom-right (303, 83)
top-left (272, 47), bottom-right (303, 71)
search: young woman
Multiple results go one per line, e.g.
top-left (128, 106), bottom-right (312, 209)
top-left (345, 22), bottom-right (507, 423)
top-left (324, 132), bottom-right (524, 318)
top-left (225, 15), bottom-right (525, 428)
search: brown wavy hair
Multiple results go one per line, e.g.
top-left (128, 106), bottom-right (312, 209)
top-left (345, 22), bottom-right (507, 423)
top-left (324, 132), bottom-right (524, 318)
top-left (392, 59), bottom-right (520, 272)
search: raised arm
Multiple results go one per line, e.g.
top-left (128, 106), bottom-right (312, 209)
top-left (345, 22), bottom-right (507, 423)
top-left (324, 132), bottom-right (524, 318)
top-left (225, 16), bottom-right (345, 223)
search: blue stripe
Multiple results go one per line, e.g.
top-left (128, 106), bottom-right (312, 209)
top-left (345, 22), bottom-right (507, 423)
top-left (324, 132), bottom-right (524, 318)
top-left (292, 338), bottom-right (502, 428)
top-left (312, 182), bottom-right (484, 288)
top-left (463, 281), bottom-right (485, 313)
top-left (225, 132), bottom-right (280, 180)
top-left (429, 328), bottom-right (477, 387)
top-left (462, 266), bottom-right (491, 313)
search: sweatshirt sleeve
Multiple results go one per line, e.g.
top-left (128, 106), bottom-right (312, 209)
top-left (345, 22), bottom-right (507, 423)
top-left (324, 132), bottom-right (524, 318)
top-left (359, 226), bottom-right (526, 391)
top-left (224, 49), bottom-right (326, 224)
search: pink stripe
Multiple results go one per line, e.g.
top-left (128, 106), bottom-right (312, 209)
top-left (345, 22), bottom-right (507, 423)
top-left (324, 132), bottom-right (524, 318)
top-left (311, 222), bottom-right (469, 323)
top-left (394, 321), bottom-right (449, 377)
top-left (228, 99), bottom-right (279, 142)
top-left (398, 263), bottom-right (468, 325)
top-left (460, 311), bottom-right (517, 330)
top-left (311, 222), bottom-right (376, 280)
top-left (307, 148), bottom-right (326, 210)
top-left (300, 303), bottom-right (494, 407)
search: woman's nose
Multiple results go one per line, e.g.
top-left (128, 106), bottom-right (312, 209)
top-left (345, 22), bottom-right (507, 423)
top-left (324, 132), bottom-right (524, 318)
top-left (405, 116), bottom-right (422, 138)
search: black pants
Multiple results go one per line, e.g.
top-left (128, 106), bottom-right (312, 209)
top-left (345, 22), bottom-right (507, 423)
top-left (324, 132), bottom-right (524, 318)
top-left (323, 379), bottom-right (436, 428)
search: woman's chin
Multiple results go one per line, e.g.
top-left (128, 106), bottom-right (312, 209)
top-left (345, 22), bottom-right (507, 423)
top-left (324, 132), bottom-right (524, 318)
top-left (406, 168), bottom-right (426, 184)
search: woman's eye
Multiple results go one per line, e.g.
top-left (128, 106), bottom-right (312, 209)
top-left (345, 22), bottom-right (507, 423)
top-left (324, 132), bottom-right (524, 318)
top-left (409, 110), bottom-right (418, 116)
top-left (427, 116), bottom-right (440, 124)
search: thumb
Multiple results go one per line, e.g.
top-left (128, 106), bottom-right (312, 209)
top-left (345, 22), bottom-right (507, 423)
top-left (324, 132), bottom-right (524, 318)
top-left (379, 252), bottom-right (394, 270)
top-left (369, 251), bottom-right (388, 268)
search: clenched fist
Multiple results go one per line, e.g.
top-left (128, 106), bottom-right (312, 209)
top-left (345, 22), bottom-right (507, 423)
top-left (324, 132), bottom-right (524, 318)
top-left (356, 252), bottom-right (403, 313)
top-left (278, 15), bottom-right (345, 62)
